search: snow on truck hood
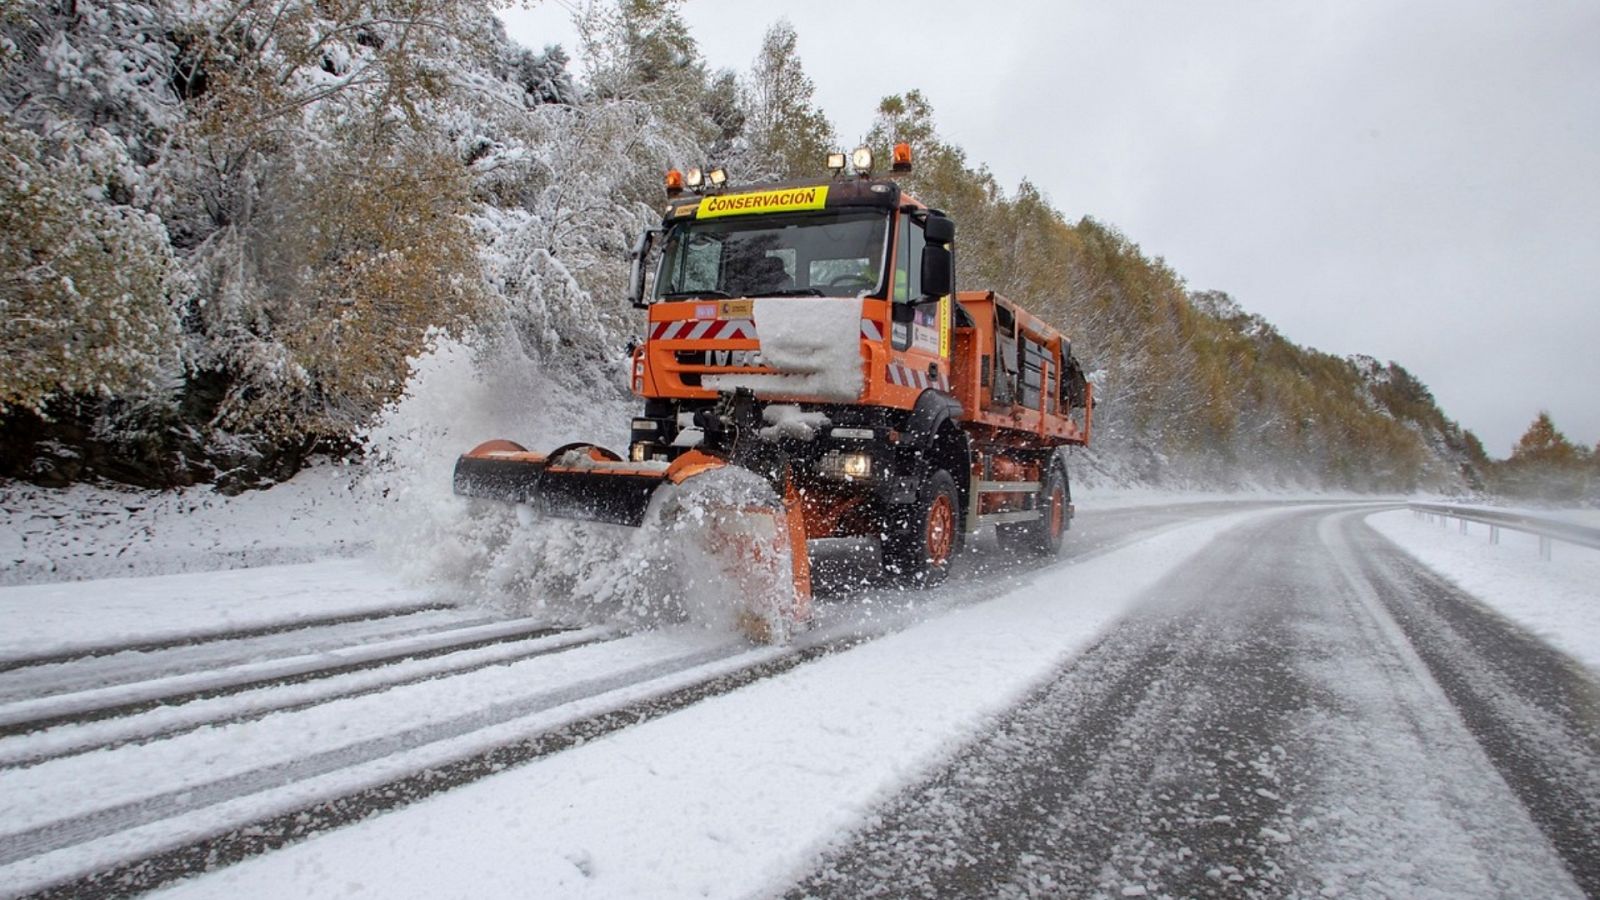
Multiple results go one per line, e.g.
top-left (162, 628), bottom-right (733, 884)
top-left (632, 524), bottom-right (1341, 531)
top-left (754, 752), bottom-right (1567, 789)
top-left (703, 296), bottom-right (864, 403)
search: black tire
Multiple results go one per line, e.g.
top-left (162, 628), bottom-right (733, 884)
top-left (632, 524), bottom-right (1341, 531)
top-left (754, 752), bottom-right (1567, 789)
top-left (997, 465), bottom-right (1069, 557)
top-left (883, 469), bottom-right (960, 587)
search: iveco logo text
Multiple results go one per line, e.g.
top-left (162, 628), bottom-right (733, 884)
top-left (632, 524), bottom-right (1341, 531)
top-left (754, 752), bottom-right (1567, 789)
top-left (705, 350), bottom-right (765, 367)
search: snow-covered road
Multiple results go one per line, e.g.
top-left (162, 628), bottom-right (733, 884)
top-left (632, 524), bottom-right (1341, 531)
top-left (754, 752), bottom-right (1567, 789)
top-left (795, 507), bottom-right (1598, 898)
top-left (2, 501), bottom-right (1596, 899)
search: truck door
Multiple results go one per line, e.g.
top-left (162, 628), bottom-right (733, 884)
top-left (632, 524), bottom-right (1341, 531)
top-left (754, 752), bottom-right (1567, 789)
top-left (890, 213), bottom-right (950, 390)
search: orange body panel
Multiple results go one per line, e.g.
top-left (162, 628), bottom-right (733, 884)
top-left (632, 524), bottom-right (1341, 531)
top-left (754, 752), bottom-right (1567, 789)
top-left (947, 291), bottom-right (1090, 447)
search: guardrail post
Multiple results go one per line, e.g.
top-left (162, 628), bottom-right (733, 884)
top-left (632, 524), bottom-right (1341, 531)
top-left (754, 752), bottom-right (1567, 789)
top-left (1540, 535), bottom-right (1552, 561)
top-left (1490, 525), bottom-right (1499, 545)
top-left (1459, 519), bottom-right (1468, 535)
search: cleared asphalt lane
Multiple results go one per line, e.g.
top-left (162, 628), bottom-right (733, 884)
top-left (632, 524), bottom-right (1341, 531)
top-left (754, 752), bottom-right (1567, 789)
top-left (791, 506), bottom-right (1598, 899)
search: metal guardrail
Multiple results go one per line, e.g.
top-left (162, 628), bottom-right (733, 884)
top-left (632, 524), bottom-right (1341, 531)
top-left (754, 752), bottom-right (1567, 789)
top-left (1409, 502), bottom-right (1600, 560)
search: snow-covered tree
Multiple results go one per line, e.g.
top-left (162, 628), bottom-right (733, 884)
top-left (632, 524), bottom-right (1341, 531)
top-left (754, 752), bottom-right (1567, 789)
top-left (0, 121), bottom-right (184, 413)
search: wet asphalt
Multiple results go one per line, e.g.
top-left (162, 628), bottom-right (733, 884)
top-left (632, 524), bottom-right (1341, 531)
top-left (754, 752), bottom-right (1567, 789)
top-left (788, 506), bottom-right (1600, 899)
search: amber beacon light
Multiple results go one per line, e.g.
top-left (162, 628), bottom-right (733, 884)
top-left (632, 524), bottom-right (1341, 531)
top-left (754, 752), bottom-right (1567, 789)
top-left (891, 141), bottom-right (913, 172)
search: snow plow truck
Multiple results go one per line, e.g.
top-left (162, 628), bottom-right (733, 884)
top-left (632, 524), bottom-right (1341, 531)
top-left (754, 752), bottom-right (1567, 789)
top-left (453, 144), bottom-right (1092, 640)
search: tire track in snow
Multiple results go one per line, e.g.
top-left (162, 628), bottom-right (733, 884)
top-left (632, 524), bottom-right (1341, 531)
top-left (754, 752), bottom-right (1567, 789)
top-left (0, 637), bottom-right (769, 869)
top-left (15, 633), bottom-right (876, 900)
top-left (0, 618), bottom-right (571, 738)
top-left (0, 602), bottom-right (454, 674)
top-left (0, 626), bottom-right (620, 768)
top-left (795, 506), bottom-right (1590, 899)
top-left (792, 509), bottom-right (1314, 899)
top-left (1349, 514), bottom-right (1600, 896)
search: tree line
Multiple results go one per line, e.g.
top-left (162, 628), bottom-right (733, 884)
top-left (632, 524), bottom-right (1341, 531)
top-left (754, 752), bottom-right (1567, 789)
top-left (0, 0), bottom-right (1588, 503)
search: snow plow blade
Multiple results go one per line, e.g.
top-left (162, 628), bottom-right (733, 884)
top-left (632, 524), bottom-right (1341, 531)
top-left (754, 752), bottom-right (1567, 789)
top-left (452, 440), bottom-right (666, 527)
top-left (452, 440), bottom-right (811, 641)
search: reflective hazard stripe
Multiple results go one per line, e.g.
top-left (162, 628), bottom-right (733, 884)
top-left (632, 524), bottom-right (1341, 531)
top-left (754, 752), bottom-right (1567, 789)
top-left (648, 318), bottom-right (757, 342)
top-left (860, 318), bottom-right (883, 342)
top-left (887, 362), bottom-right (949, 391)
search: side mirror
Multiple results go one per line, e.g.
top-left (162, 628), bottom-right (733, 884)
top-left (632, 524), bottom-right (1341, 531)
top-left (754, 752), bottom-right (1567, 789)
top-left (923, 215), bottom-right (955, 245)
top-left (627, 228), bottom-right (659, 309)
top-left (920, 244), bottom-right (952, 300)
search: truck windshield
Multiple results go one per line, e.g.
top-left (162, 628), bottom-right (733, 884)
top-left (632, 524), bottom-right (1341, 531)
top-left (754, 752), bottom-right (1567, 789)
top-left (654, 210), bottom-right (890, 301)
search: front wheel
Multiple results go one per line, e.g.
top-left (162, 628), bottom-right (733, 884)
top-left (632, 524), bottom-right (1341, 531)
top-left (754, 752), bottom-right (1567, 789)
top-left (883, 469), bottom-right (960, 587)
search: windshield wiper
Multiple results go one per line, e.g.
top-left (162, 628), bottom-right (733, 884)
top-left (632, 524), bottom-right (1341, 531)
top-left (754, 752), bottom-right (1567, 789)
top-left (658, 290), bottom-right (733, 300)
top-left (750, 288), bottom-right (824, 297)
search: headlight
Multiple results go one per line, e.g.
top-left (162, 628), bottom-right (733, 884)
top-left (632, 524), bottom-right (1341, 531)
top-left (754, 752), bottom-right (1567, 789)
top-left (820, 450), bottom-right (873, 481)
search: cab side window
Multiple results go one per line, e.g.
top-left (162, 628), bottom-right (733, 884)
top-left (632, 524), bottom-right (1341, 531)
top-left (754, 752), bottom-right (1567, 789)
top-left (891, 215), bottom-right (928, 350)
top-left (892, 215), bottom-right (926, 304)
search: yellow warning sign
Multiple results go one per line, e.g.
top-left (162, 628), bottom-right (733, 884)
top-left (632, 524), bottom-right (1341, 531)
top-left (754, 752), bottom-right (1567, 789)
top-left (696, 185), bottom-right (830, 219)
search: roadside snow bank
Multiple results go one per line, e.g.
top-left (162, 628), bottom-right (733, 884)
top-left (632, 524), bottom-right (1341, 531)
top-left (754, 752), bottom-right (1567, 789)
top-left (154, 506), bottom-right (1282, 900)
top-left (1074, 483), bottom-right (1398, 510)
top-left (1367, 509), bottom-right (1600, 672)
top-left (0, 559), bottom-right (438, 662)
top-left (0, 467), bottom-right (369, 586)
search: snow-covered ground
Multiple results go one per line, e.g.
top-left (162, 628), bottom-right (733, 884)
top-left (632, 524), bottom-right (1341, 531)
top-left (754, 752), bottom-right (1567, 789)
top-left (5, 470), bottom-right (1599, 897)
top-left (0, 466), bottom-right (371, 585)
top-left (142, 507), bottom-right (1273, 899)
top-left (0, 558), bottom-right (441, 663)
top-left (1368, 508), bottom-right (1600, 673)
top-left (1073, 482), bottom-right (1400, 510)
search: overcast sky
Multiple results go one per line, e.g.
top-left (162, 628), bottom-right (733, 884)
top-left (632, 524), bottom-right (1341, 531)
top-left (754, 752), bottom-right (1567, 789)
top-left (502, 0), bottom-right (1600, 457)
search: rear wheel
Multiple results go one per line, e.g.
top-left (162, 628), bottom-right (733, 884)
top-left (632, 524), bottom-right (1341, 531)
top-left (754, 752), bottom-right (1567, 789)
top-left (883, 469), bottom-right (960, 587)
top-left (998, 465), bottom-right (1069, 556)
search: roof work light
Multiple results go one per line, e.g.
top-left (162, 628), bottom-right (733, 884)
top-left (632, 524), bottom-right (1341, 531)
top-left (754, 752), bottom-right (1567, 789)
top-left (826, 151), bottom-right (847, 174)
top-left (851, 146), bottom-right (873, 176)
top-left (708, 167), bottom-right (729, 187)
top-left (685, 167), bottom-right (705, 190)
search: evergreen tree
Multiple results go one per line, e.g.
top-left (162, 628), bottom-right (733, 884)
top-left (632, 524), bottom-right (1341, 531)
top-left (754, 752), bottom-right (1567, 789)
top-left (742, 20), bottom-right (833, 179)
